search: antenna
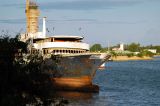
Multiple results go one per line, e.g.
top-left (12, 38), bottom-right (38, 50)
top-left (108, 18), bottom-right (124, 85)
top-left (78, 27), bottom-right (82, 35)
top-left (78, 27), bottom-right (85, 37)
top-left (108, 42), bottom-right (110, 52)
top-left (78, 27), bottom-right (82, 31)
top-left (53, 27), bottom-right (55, 35)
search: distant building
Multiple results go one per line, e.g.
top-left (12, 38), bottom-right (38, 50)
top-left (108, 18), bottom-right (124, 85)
top-left (112, 43), bottom-right (124, 51)
top-left (119, 43), bottom-right (124, 51)
top-left (146, 49), bottom-right (157, 54)
top-left (134, 52), bottom-right (140, 55)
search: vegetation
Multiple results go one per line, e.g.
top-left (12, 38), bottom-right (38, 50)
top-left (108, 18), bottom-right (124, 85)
top-left (137, 50), bottom-right (154, 57)
top-left (141, 45), bottom-right (160, 53)
top-left (110, 51), bottom-right (117, 58)
top-left (0, 33), bottom-right (68, 106)
top-left (90, 44), bottom-right (102, 52)
top-left (90, 42), bottom-right (160, 57)
top-left (125, 43), bottom-right (141, 52)
top-left (126, 53), bottom-right (134, 57)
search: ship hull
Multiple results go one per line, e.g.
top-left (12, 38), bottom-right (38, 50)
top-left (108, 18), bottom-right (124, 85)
top-left (42, 53), bottom-right (110, 91)
top-left (51, 76), bottom-right (100, 92)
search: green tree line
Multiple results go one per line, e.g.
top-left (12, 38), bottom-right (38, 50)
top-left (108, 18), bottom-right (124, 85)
top-left (90, 43), bottom-right (160, 57)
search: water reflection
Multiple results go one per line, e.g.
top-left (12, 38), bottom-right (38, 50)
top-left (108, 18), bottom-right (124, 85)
top-left (54, 91), bottom-right (94, 100)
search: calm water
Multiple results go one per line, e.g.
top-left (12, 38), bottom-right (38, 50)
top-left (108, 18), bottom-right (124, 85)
top-left (62, 57), bottom-right (160, 106)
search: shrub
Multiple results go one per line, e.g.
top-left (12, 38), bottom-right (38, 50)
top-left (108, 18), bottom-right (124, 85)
top-left (127, 53), bottom-right (134, 57)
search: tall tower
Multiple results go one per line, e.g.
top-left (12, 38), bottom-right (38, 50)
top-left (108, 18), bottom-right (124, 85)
top-left (119, 43), bottom-right (124, 51)
top-left (26, 0), bottom-right (40, 34)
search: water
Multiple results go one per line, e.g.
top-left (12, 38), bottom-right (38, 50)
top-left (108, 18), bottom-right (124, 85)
top-left (64, 57), bottom-right (160, 106)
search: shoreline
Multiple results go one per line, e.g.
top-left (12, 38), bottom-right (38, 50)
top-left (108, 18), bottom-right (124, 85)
top-left (111, 56), bottom-right (153, 61)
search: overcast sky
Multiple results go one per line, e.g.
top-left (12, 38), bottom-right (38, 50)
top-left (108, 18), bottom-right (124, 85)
top-left (0, 0), bottom-right (160, 46)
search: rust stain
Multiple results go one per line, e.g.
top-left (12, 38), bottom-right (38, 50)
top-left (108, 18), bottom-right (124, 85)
top-left (51, 76), bottom-right (92, 88)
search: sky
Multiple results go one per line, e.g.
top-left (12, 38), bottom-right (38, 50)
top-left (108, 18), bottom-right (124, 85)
top-left (0, 0), bottom-right (160, 46)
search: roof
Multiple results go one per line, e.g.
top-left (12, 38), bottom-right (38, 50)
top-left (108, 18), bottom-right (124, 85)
top-left (48, 35), bottom-right (84, 40)
top-left (33, 35), bottom-right (84, 41)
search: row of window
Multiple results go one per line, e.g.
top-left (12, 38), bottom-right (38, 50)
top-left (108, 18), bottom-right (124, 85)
top-left (43, 49), bottom-right (86, 54)
top-left (31, 49), bottom-right (87, 55)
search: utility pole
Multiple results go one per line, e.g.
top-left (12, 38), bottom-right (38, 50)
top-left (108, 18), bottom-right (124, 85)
top-left (108, 42), bottom-right (110, 52)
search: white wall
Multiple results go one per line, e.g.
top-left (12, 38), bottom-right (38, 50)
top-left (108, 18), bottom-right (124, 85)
top-left (34, 42), bottom-right (89, 50)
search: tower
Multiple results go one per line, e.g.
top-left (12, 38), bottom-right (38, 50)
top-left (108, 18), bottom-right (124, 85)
top-left (119, 43), bottom-right (124, 51)
top-left (25, 0), bottom-right (40, 34)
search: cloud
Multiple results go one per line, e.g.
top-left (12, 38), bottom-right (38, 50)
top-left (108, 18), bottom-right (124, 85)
top-left (0, 3), bottom-right (24, 8)
top-left (100, 20), bottom-right (146, 25)
top-left (0, 16), bottom-right (145, 26)
top-left (0, 18), bottom-right (96, 25)
top-left (46, 19), bottom-right (97, 22)
top-left (1, 0), bottom-right (158, 11)
top-left (39, 0), bottom-right (142, 11)
top-left (0, 19), bottom-right (25, 24)
top-left (44, 19), bottom-right (145, 25)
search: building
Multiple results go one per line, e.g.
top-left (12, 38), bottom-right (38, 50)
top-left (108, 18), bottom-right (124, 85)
top-left (147, 49), bottom-right (157, 54)
top-left (112, 43), bottom-right (124, 51)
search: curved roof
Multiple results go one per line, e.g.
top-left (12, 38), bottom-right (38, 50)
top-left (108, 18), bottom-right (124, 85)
top-left (49, 35), bottom-right (84, 40)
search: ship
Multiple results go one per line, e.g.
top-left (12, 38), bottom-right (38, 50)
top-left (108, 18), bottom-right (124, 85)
top-left (20, 0), bottom-right (111, 92)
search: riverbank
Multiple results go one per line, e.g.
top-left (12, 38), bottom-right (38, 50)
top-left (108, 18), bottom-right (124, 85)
top-left (111, 56), bottom-right (153, 61)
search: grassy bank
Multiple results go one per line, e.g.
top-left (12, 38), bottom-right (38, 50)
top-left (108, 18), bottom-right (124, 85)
top-left (111, 56), bottom-right (153, 61)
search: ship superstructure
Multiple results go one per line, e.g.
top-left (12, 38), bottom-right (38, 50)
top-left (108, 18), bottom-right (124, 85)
top-left (32, 35), bottom-right (89, 55)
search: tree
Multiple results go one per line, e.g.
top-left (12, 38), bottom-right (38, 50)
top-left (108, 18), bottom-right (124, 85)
top-left (90, 44), bottom-right (102, 52)
top-left (126, 43), bottom-right (141, 52)
top-left (0, 34), bottom-right (28, 105)
top-left (110, 51), bottom-right (117, 58)
top-left (0, 33), bottom-right (69, 105)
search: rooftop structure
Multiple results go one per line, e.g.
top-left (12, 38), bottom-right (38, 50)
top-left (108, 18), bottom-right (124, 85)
top-left (112, 43), bottom-right (124, 51)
